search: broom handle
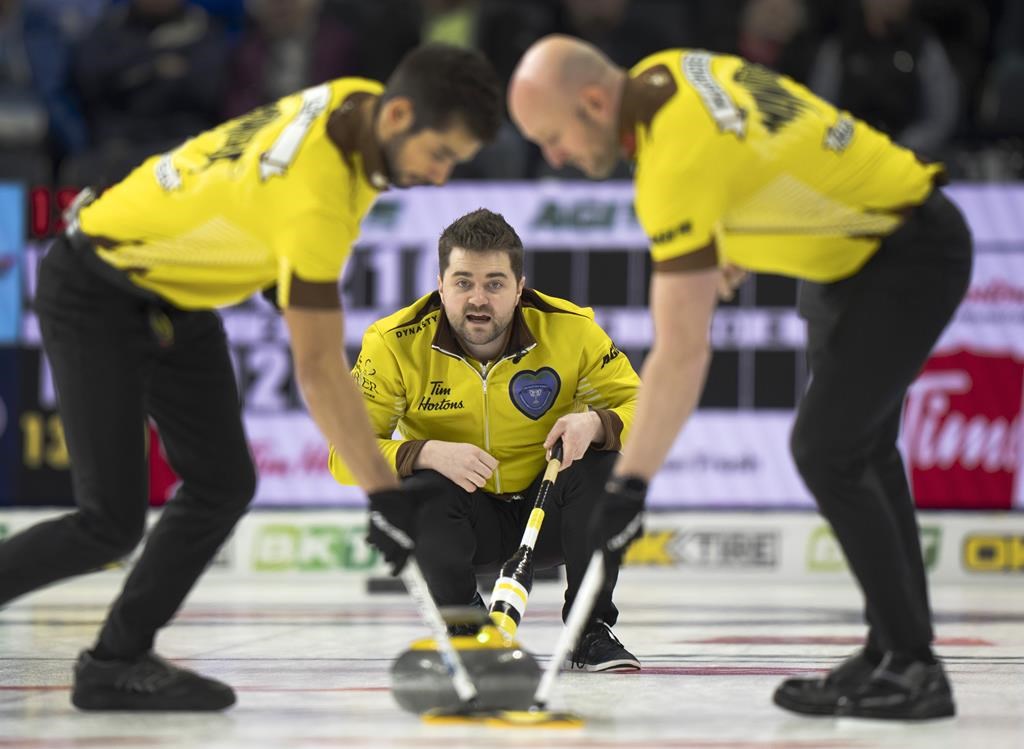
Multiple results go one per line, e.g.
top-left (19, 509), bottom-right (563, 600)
top-left (487, 440), bottom-right (563, 637)
top-left (532, 551), bottom-right (605, 708)
top-left (520, 438), bottom-right (563, 550)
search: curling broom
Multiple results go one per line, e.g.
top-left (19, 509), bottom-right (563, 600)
top-left (487, 438), bottom-right (564, 638)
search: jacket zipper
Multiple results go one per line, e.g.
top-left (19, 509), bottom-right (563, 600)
top-left (481, 374), bottom-right (499, 493)
top-left (432, 343), bottom-right (538, 495)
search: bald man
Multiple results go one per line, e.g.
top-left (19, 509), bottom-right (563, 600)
top-left (509, 35), bottom-right (972, 721)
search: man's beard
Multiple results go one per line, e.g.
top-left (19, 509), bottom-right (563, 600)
top-left (455, 308), bottom-right (511, 347)
top-left (381, 131), bottom-right (428, 189)
top-left (380, 132), bottom-right (401, 187)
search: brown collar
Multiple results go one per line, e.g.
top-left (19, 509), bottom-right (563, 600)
top-left (432, 295), bottom-right (537, 362)
top-left (618, 63), bottom-right (677, 160)
top-left (326, 91), bottom-right (390, 190)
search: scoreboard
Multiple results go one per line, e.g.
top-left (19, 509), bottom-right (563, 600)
top-left (1, 181), bottom-right (1023, 509)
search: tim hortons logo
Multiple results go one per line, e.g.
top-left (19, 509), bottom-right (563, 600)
top-left (904, 372), bottom-right (1019, 472)
top-left (903, 351), bottom-right (1023, 509)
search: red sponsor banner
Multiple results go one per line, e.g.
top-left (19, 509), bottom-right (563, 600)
top-left (245, 414), bottom-right (357, 505)
top-left (905, 351), bottom-right (1023, 509)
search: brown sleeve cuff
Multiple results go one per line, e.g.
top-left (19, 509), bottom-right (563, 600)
top-left (592, 409), bottom-right (624, 452)
top-left (285, 274), bottom-right (342, 308)
top-left (653, 243), bottom-right (719, 273)
top-left (395, 440), bottom-right (428, 478)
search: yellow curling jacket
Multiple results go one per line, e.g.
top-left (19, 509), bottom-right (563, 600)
top-left (76, 78), bottom-right (385, 309)
top-left (328, 290), bottom-right (640, 495)
top-left (628, 49), bottom-right (945, 282)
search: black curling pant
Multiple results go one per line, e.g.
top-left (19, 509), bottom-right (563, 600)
top-left (790, 189), bottom-right (973, 654)
top-left (0, 235), bottom-right (257, 658)
top-left (408, 449), bottom-right (620, 625)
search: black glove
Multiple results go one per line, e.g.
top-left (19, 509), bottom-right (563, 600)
top-left (366, 486), bottom-right (419, 575)
top-left (588, 475), bottom-right (647, 568)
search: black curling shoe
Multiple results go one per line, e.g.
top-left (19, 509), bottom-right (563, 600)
top-left (71, 649), bottom-right (236, 711)
top-left (773, 650), bottom-right (878, 716)
top-left (836, 655), bottom-right (956, 720)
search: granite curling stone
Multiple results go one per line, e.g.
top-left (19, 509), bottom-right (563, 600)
top-left (391, 622), bottom-right (541, 713)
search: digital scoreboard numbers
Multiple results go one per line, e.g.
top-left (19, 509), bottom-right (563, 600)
top-left (1, 181), bottom-right (1022, 509)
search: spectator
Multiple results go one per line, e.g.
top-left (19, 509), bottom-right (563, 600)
top-left (554, 0), bottom-right (690, 69)
top-left (474, 0), bottom-right (555, 87)
top-left (420, 0), bottom-right (477, 48)
top-left (332, 0), bottom-right (419, 83)
top-left (977, 0), bottom-right (1024, 146)
top-left (0, 0), bottom-right (47, 147)
top-left (26, 0), bottom-right (105, 40)
top-left (993, 0), bottom-right (1024, 56)
top-left (808, 0), bottom-right (959, 159)
top-left (918, 0), bottom-right (990, 125)
top-left (0, 0), bottom-right (51, 180)
top-left (223, 0), bottom-right (357, 120)
top-left (191, 0), bottom-right (246, 36)
top-left (444, 0), bottom-right (557, 179)
top-left (531, 0), bottom-right (693, 179)
top-left (68, 0), bottom-right (228, 184)
top-left (734, 0), bottom-right (820, 83)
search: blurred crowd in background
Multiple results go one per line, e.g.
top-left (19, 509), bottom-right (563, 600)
top-left (1, 0), bottom-right (1022, 191)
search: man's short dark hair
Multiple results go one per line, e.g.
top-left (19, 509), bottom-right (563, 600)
top-left (439, 209), bottom-right (524, 280)
top-left (382, 44), bottom-right (502, 143)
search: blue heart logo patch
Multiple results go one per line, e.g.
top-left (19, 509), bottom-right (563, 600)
top-left (509, 367), bottom-right (561, 420)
